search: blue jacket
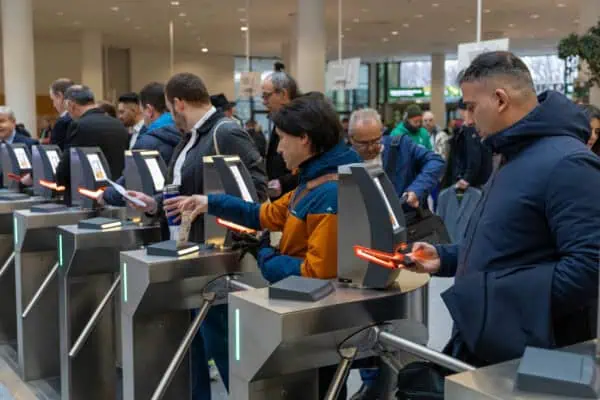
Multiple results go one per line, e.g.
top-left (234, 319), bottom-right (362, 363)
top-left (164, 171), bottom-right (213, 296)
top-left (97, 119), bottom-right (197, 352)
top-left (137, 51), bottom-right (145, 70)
top-left (207, 143), bottom-right (361, 283)
top-left (436, 91), bottom-right (600, 365)
top-left (13, 131), bottom-right (38, 150)
top-left (103, 113), bottom-right (180, 206)
top-left (382, 135), bottom-right (445, 201)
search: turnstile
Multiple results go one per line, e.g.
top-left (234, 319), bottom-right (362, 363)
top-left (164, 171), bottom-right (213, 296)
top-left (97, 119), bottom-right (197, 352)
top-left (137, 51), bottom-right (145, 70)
top-left (58, 223), bottom-right (161, 400)
top-left (119, 248), bottom-right (263, 400)
top-left (228, 271), bottom-right (429, 400)
top-left (14, 207), bottom-right (125, 382)
top-left (0, 196), bottom-right (46, 345)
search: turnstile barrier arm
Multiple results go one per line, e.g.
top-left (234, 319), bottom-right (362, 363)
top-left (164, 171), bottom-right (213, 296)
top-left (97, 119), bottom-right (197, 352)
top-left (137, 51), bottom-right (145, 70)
top-left (69, 274), bottom-right (122, 358)
top-left (376, 329), bottom-right (475, 373)
top-left (22, 261), bottom-right (59, 318)
top-left (323, 346), bottom-right (358, 400)
top-left (150, 292), bottom-right (216, 400)
top-left (226, 275), bottom-right (255, 292)
top-left (0, 252), bottom-right (15, 279)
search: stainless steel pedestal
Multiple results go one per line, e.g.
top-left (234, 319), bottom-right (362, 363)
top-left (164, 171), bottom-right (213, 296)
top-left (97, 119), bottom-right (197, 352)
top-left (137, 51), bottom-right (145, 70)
top-left (0, 197), bottom-right (46, 345)
top-left (120, 249), bottom-right (263, 400)
top-left (228, 271), bottom-right (430, 400)
top-left (14, 207), bottom-right (124, 382)
top-left (445, 340), bottom-right (597, 400)
top-left (57, 223), bottom-right (161, 400)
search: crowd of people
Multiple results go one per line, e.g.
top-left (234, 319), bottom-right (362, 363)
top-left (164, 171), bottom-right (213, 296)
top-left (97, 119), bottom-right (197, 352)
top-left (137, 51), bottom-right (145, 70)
top-left (0, 50), bottom-right (598, 399)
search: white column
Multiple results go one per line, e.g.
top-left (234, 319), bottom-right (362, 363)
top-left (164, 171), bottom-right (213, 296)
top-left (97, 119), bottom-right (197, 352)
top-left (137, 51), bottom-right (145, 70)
top-left (295, 0), bottom-right (325, 92)
top-left (81, 30), bottom-right (104, 100)
top-left (430, 53), bottom-right (446, 128)
top-left (1, 0), bottom-right (37, 134)
top-left (580, 0), bottom-right (600, 106)
top-left (288, 13), bottom-right (298, 78)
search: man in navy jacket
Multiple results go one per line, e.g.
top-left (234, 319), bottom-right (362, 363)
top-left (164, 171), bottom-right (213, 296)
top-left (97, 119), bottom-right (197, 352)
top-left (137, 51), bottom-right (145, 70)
top-left (49, 78), bottom-right (74, 151)
top-left (410, 51), bottom-right (600, 367)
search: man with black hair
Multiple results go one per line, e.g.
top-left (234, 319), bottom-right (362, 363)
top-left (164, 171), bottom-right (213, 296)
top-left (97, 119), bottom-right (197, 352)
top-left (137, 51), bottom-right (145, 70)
top-left (261, 71), bottom-right (301, 199)
top-left (55, 85), bottom-right (129, 205)
top-left (101, 82), bottom-right (180, 206)
top-left (49, 78), bottom-right (75, 150)
top-left (117, 92), bottom-right (145, 149)
top-left (125, 72), bottom-right (267, 400)
top-left (407, 51), bottom-right (600, 368)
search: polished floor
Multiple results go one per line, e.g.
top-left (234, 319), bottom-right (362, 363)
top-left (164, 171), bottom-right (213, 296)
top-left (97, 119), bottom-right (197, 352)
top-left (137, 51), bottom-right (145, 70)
top-left (0, 277), bottom-right (455, 399)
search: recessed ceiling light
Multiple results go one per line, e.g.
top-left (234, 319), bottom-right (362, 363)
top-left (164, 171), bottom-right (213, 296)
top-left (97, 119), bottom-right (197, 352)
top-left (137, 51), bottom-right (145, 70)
top-left (73, 21), bottom-right (81, 26)
top-left (340, 34), bottom-right (345, 39)
top-left (240, 26), bottom-right (248, 31)
top-left (548, 27), bottom-right (557, 32)
top-left (574, 18), bottom-right (580, 24)
top-left (432, 3), bottom-right (440, 7)
top-left (196, 36), bottom-right (202, 40)
top-left (134, 26), bottom-right (141, 30)
top-left (184, 21), bottom-right (192, 26)
top-left (415, 14), bottom-right (424, 18)
top-left (124, 17), bottom-right (131, 22)
top-left (557, 3), bottom-right (566, 7)
top-left (201, 47), bottom-right (208, 53)
top-left (56, 11), bottom-right (64, 16)
top-left (110, 6), bottom-right (119, 12)
top-left (191, 30), bottom-right (198, 34)
top-left (382, 37), bottom-right (389, 42)
top-left (402, 23), bottom-right (410, 28)
top-left (483, 9), bottom-right (491, 13)
top-left (237, 7), bottom-right (245, 12)
top-left (170, 1), bottom-right (180, 5)
top-left (353, 17), bottom-right (360, 23)
top-left (465, 18), bottom-right (472, 23)
top-left (530, 13), bottom-right (540, 19)
top-left (528, 34), bottom-right (535, 39)
top-left (448, 27), bottom-right (456, 32)
top-left (391, 31), bottom-right (399, 35)
top-left (508, 23), bottom-right (515, 28)
top-left (178, 12), bottom-right (186, 17)
top-left (361, 8), bottom-right (369, 12)
top-left (240, 18), bottom-right (247, 22)
top-left (345, 27), bottom-right (351, 31)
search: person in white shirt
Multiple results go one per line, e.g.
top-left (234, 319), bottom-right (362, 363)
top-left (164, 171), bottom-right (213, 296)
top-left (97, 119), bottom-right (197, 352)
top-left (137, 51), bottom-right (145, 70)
top-left (117, 92), bottom-right (145, 149)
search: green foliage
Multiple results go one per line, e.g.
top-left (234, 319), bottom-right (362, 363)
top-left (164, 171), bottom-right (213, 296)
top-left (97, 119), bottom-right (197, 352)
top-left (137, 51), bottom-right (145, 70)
top-left (558, 20), bottom-right (600, 86)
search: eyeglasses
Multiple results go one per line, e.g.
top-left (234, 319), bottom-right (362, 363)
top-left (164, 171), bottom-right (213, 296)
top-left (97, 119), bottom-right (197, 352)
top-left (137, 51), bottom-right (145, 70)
top-left (262, 91), bottom-right (275, 100)
top-left (351, 136), bottom-right (382, 148)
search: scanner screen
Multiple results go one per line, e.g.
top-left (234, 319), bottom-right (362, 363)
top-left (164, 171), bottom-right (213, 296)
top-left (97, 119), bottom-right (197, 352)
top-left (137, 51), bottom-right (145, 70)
top-left (229, 165), bottom-right (253, 201)
top-left (87, 154), bottom-right (108, 182)
top-left (14, 148), bottom-right (31, 169)
top-left (144, 157), bottom-right (165, 191)
top-left (46, 150), bottom-right (60, 173)
top-left (373, 176), bottom-right (400, 231)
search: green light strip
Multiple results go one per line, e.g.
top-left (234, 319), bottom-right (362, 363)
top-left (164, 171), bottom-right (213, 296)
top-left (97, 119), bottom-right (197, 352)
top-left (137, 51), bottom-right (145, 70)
top-left (235, 308), bottom-right (240, 361)
top-left (13, 216), bottom-right (17, 247)
top-left (123, 263), bottom-right (128, 303)
top-left (58, 234), bottom-right (63, 267)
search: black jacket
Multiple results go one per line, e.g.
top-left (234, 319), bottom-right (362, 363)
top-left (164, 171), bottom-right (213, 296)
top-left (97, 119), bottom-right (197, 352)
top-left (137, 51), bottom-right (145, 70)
top-left (51, 113), bottom-right (72, 151)
top-left (155, 111), bottom-right (267, 242)
top-left (266, 126), bottom-right (298, 198)
top-left (249, 129), bottom-right (267, 158)
top-left (56, 108), bottom-right (129, 204)
top-left (443, 125), bottom-right (493, 188)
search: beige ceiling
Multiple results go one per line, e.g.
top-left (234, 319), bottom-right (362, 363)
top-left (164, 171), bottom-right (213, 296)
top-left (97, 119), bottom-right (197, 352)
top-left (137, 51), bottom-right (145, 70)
top-left (31, 0), bottom-right (584, 59)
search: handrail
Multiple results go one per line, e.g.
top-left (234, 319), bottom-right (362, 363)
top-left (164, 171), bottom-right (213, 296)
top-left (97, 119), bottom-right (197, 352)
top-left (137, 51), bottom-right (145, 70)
top-left (68, 274), bottom-right (121, 358)
top-left (0, 252), bottom-right (15, 279)
top-left (22, 262), bottom-right (59, 318)
top-left (323, 347), bottom-right (358, 400)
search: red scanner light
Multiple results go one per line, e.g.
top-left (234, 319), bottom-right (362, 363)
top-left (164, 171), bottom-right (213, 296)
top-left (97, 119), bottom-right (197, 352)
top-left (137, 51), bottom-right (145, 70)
top-left (39, 179), bottom-right (65, 192)
top-left (216, 218), bottom-right (256, 234)
top-left (78, 187), bottom-right (105, 200)
top-left (353, 245), bottom-right (414, 270)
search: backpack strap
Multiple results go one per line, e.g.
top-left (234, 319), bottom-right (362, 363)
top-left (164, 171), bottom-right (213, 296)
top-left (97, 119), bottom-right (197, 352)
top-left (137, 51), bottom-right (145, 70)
top-left (384, 135), bottom-right (402, 180)
top-left (289, 173), bottom-right (338, 211)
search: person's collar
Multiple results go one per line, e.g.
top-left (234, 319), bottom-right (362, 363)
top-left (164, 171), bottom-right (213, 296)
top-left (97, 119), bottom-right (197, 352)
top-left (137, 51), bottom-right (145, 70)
top-left (60, 110), bottom-right (68, 118)
top-left (192, 106), bottom-right (217, 132)
top-left (6, 129), bottom-right (16, 144)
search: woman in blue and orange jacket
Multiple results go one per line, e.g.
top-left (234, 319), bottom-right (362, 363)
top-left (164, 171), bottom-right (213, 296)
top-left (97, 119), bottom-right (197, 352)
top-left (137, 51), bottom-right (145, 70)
top-left (165, 94), bottom-right (361, 283)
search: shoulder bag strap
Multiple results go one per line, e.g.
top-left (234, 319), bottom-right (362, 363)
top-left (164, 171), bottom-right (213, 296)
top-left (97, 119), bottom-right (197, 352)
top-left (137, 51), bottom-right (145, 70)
top-left (289, 173), bottom-right (338, 211)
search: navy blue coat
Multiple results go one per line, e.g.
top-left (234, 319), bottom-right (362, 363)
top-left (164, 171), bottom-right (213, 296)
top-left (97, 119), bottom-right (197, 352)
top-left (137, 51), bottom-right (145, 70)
top-left (436, 91), bottom-right (600, 365)
top-left (382, 134), bottom-right (445, 201)
top-left (103, 113), bottom-right (180, 206)
top-left (50, 113), bottom-right (72, 151)
top-left (13, 131), bottom-right (38, 150)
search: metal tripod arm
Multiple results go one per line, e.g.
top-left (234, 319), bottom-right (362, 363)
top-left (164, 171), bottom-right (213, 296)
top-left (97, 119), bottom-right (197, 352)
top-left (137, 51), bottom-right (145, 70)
top-left (323, 346), bottom-right (358, 400)
top-left (68, 274), bottom-right (122, 358)
top-left (22, 261), bottom-right (59, 318)
top-left (0, 252), bottom-right (15, 279)
top-left (376, 329), bottom-right (475, 373)
top-left (150, 292), bottom-right (216, 400)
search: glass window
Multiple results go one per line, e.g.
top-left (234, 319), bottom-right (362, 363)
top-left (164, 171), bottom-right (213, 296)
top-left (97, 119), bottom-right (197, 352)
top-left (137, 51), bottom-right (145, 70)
top-left (234, 57), bottom-right (280, 124)
top-left (401, 61), bottom-right (432, 87)
top-left (327, 64), bottom-right (370, 113)
top-left (520, 54), bottom-right (566, 93)
top-left (445, 59), bottom-right (460, 87)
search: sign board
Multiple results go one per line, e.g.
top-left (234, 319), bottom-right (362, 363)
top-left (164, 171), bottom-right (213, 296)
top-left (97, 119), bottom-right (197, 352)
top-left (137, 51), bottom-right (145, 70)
top-left (457, 38), bottom-right (510, 71)
top-left (239, 71), bottom-right (262, 98)
top-left (388, 86), bottom-right (462, 100)
top-left (326, 58), bottom-right (361, 91)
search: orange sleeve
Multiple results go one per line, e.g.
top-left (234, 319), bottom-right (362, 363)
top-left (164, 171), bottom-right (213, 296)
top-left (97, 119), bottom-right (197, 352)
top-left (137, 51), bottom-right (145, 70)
top-left (300, 214), bottom-right (338, 279)
top-left (259, 192), bottom-right (292, 232)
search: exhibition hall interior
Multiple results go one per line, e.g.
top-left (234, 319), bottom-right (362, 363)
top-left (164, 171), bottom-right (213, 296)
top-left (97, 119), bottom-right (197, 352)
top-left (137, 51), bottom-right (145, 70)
top-left (0, 0), bottom-right (598, 398)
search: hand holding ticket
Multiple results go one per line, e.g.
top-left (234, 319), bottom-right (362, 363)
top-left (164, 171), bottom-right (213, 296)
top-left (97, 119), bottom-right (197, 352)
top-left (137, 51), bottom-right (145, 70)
top-left (106, 179), bottom-right (147, 208)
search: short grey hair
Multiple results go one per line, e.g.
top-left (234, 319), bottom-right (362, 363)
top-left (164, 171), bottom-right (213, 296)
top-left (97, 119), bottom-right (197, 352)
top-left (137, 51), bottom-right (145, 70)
top-left (349, 108), bottom-right (382, 136)
top-left (0, 106), bottom-right (16, 121)
top-left (264, 71), bottom-right (299, 99)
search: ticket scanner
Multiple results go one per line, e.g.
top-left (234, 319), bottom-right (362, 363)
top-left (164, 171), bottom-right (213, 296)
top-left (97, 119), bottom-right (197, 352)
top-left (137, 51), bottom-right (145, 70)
top-left (70, 147), bottom-right (111, 209)
top-left (13, 145), bottom-right (130, 383)
top-left (120, 155), bottom-right (264, 400)
top-left (0, 143), bottom-right (33, 194)
top-left (228, 163), bottom-right (430, 400)
top-left (123, 150), bottom-right (167, 222)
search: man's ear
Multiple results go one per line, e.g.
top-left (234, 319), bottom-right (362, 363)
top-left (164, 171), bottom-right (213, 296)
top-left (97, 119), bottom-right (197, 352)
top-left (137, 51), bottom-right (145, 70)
top-left (173, 98), bottom-right (184, 112)
top-left (495, 89), bottom-right (510, 113)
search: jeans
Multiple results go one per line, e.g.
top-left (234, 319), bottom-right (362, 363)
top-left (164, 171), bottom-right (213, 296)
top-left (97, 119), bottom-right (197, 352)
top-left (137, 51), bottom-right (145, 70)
top-left (359, 368), bottom-right (379, 387)
top-left (191, 304), bottom-right (229, 400)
